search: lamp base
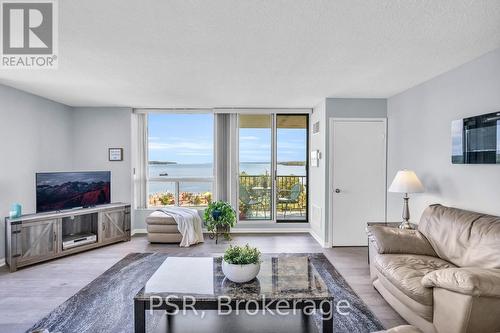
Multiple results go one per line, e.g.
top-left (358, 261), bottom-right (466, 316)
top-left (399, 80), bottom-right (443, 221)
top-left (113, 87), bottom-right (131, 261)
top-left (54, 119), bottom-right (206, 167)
top-left (399, 221), bottom-right (413, 229)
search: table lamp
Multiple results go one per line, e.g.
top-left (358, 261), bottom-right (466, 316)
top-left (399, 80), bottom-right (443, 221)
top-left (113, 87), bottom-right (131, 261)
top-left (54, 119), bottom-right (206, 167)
top-left (388, 170), bottom-right (425, 229)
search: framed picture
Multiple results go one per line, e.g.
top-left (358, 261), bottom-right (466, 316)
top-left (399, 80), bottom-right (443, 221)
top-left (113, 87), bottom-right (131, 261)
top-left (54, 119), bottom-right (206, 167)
top-left (108, 148), bottom-right (123, 161)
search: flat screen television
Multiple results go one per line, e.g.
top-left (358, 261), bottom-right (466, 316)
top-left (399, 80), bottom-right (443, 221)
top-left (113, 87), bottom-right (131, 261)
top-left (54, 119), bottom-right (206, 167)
top-left (36, 171), bottom-right (111, 213)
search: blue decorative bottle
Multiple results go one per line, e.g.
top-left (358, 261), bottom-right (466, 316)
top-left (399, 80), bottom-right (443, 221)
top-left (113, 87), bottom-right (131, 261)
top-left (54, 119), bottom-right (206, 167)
top-left (9, 203), bottom-right (22, 218)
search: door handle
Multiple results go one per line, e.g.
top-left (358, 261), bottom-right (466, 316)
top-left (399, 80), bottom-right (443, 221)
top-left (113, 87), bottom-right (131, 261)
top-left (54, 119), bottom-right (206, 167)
top-left (335, 188), bottom-right (341, 193)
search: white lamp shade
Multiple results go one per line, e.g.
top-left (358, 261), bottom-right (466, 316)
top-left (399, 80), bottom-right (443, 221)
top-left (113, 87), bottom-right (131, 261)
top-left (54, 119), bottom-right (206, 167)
top-left (388, 170), bottom-right (425, 193)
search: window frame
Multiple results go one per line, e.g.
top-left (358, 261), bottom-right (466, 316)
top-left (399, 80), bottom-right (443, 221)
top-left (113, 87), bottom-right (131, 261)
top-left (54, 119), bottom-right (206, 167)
top-left (145, 111), bottom-right (215, 208)
top-left (135, 108), bottom-right (311, 221)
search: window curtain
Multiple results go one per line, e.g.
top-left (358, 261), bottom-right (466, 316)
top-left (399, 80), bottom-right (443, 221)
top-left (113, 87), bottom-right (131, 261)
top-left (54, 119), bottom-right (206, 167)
top-left (214, 113), bottom-right (238, 209)
top-left (134, 112), bottom-right (148, 208)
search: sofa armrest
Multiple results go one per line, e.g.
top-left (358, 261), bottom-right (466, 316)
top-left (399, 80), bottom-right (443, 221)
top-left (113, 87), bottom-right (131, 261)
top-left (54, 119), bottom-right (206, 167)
top-left (422, 267), bottom-right (500, 297)
top-left (367, 226), bottom-right (437, 256)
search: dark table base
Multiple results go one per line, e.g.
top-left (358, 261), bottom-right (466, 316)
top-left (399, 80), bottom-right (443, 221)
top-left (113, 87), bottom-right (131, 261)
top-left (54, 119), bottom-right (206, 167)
top-left (135, 298), bottom-right (334, 333)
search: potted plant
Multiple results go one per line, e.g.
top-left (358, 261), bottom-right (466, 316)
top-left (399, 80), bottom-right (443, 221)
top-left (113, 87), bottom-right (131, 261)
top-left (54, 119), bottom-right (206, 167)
top-left (222, 244), bottom-right (261, 283)
top-left (204, 201), bottom-right (237, 242)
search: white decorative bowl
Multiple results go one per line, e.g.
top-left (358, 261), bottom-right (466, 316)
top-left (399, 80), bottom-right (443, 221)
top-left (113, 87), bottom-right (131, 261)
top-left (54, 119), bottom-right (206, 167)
top-left (221, 260), bottom-right (261, 283)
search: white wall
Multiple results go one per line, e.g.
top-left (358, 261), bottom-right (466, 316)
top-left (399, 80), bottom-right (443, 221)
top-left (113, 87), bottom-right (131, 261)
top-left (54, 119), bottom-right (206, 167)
top-left (71, 107), bottom-right (132, 204)
top-left (0, 84), bottom-right (73, 261)
top-left (387, 48), bottom-right (500, 221)
top-left (309, 101), bottom-right (327, 245)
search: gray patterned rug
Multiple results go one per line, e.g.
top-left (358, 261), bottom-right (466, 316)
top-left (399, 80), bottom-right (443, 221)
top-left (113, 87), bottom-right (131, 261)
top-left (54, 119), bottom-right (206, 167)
top-left (28, 253), bottom-right (384, 333)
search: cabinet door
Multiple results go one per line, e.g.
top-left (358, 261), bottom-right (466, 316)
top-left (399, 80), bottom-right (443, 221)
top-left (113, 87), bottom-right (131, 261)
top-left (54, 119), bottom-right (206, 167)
top-left (17, 219), bottom-right (57, 264)
top-left (101, 209), bottom-right (126, 242)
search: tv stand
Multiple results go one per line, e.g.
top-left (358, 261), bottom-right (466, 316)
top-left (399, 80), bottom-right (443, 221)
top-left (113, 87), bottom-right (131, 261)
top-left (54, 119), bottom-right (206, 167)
top-left (5, 203), bottom-right (130, 272)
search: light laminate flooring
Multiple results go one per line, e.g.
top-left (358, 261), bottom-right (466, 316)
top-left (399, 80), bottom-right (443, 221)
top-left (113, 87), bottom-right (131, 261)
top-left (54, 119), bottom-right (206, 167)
top-left (0, 233), bottom-right (406, 332)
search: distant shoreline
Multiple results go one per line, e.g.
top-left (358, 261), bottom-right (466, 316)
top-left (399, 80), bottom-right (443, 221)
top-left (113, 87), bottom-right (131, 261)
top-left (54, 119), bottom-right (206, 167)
top-left (149, 161), bottom-right (178, 165)
top-left (277, 161), bottom-right (306, 166)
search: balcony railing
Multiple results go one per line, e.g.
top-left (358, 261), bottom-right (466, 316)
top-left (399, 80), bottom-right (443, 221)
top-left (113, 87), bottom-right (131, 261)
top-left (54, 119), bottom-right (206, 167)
top-left (147, 175), bottom-right (307, 221)
top-left (239, 175), bottom-right (307, 221)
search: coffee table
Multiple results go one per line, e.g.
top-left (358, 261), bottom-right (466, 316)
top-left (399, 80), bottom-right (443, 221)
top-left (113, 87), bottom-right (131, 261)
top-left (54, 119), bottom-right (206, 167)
top-left (134, 255), bottom-right (334, 333)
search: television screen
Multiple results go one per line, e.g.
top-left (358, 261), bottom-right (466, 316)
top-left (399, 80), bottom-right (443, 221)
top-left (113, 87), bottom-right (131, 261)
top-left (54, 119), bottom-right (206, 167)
top-left (36, 171), bottom-right (111, 213)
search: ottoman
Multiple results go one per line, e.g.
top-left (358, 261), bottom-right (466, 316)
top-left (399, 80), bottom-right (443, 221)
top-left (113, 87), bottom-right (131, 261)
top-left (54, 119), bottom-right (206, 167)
top-left (146, 210), bottom-right (182, 243)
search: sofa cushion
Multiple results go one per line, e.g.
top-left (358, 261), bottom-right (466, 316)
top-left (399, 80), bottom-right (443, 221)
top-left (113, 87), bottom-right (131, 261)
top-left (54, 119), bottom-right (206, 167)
top-left (418, 204), bottom-right (500, 268)
top-left (367, 226), bottom-right (437, 256)
top-left (146, 211), bottom-right (177, 225)
top-left (374, 254), bottom-right (456, 306)
top-left (375, 273), bottom-right (434, 322)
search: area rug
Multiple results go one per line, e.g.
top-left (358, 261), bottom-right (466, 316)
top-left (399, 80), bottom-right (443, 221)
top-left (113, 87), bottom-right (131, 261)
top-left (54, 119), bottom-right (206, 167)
top-left (28, 253), bottom-right (384, 333)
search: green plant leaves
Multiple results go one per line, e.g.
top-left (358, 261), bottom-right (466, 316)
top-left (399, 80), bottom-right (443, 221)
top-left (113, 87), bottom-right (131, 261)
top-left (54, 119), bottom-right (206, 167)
top-left (204, 201), bottom-right (237, 234)
top-left (223, 244), bottom-right (261, 265)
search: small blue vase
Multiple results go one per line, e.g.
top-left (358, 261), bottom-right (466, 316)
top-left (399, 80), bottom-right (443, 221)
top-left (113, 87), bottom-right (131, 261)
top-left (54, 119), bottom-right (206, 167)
top-left (9, 203), bottom-right (22, 218)
top-left (212, 209), bottom-right (222, 221)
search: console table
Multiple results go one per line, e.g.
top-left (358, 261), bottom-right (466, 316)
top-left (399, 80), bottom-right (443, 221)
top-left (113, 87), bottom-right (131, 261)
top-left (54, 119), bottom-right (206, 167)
top-left (5, 203), bottom-right (131, 272)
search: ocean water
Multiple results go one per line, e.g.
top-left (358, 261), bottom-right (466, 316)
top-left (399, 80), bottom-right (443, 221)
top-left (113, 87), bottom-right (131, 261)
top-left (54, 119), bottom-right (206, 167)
top-left (148, 163), bottom-right (306, 194)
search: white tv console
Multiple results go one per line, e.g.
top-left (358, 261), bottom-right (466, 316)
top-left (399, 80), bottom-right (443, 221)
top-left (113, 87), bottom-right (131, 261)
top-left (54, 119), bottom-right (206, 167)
top-left (5, 203), bottom-right (131, 272)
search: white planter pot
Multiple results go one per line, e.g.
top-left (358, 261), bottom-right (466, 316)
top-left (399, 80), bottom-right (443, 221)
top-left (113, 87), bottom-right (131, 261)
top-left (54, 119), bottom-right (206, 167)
top-left (222, 260), bottom-right (261, 283)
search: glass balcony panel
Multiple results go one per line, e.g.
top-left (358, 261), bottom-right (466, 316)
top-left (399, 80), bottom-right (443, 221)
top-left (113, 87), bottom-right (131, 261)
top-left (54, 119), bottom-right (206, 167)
top-left (148, 181), bottom-right (176, 207)
top-left (239, 114), bottom-right (272, 220)
top-left (179, 182), bottom-right (213, 207)
top-left (276, 114), bottom-right (308, 222)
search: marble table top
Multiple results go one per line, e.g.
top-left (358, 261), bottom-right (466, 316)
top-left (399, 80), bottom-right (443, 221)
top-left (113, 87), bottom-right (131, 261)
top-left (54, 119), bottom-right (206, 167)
top-left (135, 255), bottom-right (332, 302)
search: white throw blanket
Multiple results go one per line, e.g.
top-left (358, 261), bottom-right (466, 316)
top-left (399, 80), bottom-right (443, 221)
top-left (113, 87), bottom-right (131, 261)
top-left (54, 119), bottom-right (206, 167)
top-left (156, 207), bottom-right (204, 247)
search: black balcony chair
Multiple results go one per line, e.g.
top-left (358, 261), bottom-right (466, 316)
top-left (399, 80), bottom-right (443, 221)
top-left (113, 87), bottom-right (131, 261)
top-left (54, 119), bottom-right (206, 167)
top-left (278, 183), bottom-right (302, 218)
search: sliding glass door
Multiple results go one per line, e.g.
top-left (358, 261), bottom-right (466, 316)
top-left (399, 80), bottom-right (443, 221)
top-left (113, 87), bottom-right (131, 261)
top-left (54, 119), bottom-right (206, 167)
top-left (238, 114), bottom-right (308, 222)
top-left (238, 115), bottom-right (273, 220)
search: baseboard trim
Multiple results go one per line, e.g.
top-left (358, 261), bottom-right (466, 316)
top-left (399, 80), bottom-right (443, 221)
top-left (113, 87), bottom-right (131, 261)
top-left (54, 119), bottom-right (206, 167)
top-left (132, 227), bottom-right (311, 235)
top-left (229, 228), bottom-right (310, 234)
top-left (0, 258), bottom-right (5, 267)
top-left (132, 229), bottom-right (147, 235)
top-left (309, 229), bottom-right (328, 248)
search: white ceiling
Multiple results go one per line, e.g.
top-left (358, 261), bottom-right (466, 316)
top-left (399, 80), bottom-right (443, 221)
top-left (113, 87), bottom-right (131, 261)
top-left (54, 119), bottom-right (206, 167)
top-left (1, 0), bottom-right (500, 108)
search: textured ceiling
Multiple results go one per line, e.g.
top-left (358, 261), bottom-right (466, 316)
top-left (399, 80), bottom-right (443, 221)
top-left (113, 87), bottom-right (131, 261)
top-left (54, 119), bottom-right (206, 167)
top-left (1, 0), bottom-right (500, 107)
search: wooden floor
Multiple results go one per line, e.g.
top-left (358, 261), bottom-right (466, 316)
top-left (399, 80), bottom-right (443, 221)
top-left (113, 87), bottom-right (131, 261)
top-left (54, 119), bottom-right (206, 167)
top-left (0, 233), bottom-right (406, 333)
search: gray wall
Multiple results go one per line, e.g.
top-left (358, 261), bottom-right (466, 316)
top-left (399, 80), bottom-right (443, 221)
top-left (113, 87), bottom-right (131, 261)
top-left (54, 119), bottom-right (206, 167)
top-left (326, 98), bottom-right (387, 119)
top-left (387, 48), bottom-right (500, 221)
top-left (72, 107), bottom-right (132, 204)
top-left (324, 98), bottom-right (387, 245)
top-left (0, 85), bottom-right (73, 261)
top-left (0, 87), bottom-right (134, 263)
top-left (308, 98), bottom-right (388, 246)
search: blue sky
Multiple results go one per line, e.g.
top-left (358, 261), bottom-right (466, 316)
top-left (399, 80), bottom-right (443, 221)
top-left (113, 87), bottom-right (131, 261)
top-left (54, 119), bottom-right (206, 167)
top-left (148, 114), bottom-right (306, 164)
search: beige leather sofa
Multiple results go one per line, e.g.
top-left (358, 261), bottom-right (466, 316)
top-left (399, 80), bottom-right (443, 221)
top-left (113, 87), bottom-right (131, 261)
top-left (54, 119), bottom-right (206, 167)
top-left (375, 325), bottom-right (422, 333)
top-left (367, 204), bottom-right (500, 333)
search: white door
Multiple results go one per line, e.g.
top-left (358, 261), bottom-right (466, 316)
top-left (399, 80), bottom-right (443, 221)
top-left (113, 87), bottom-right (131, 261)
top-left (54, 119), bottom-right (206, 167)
top-left (331, 119), bottom-right (386, 246)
